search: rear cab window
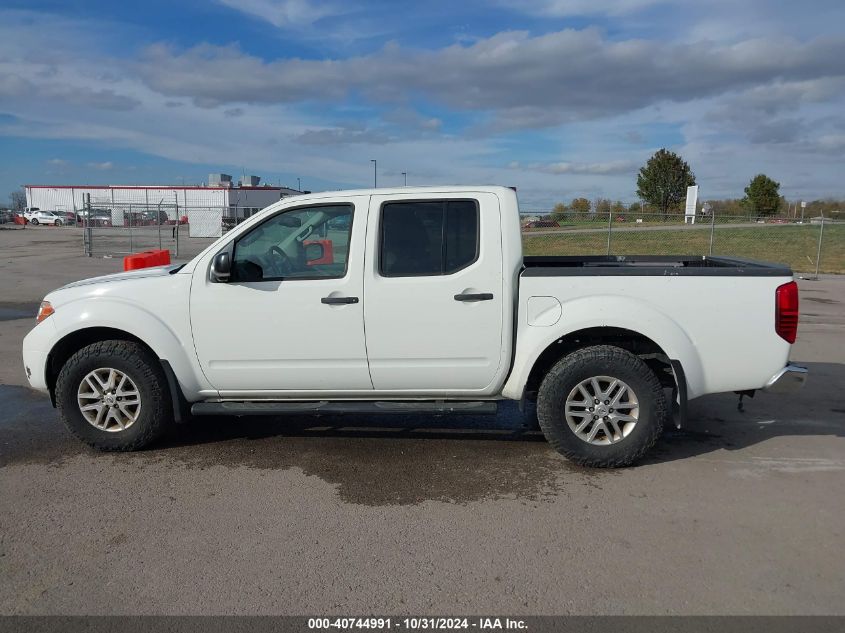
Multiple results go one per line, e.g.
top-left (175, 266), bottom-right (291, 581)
top-left (379, 199), bottom-right (479, 277)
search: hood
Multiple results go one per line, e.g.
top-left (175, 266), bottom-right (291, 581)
top-left (58, 264), bottom-right (183, 290)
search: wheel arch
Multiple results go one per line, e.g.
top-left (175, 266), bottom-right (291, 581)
top-left (45, 325), bottom-right (192, 421)
top-left (504, 293), bottom-right (708, 403)
top-left (504, 316), bottom-right (704, 425)
top-left (522, 327), bottom-right (675, 397)
top-left (47, 327), bottom-right (146, 401)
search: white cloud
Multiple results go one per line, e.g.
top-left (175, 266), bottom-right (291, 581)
top-left (529, 161), bottom-right (639, 176)
top-left (2, 6), bottom-right (845, 203)
top-left (496, 0), bottom-right (674, 17)
top-left (0, 69), bottom-right (139, 111)
top-left (294, 124), bottom-right (392, 145)
top-left (88, 161), bottom-right (114, 170)
top-left (215, 0), bottom-right (339, 27)
top-left (136, 30), bottom-right (845, 132)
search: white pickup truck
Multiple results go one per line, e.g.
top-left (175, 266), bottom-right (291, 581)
top-left (22, 186), bottom-right (806, 467)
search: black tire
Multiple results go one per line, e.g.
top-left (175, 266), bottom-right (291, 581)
top-left (55, 219), bottom-right (63, 226)
top-left (537, 345), bottom-right (666, 468)
top-left (30, 218), bottom-right (38, 225)
top-left (55, 340), bottom-right (172, 451)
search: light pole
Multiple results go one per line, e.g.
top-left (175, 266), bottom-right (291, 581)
top-left (297, 177), bottom-right (301, 191)
top-left (401, 171), bottom-right (407, 186)
top-left (370, 159), bottom-right (377, 188)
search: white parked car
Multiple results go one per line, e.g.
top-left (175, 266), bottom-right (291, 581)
top-left (22, 186), bottom-right (806, 467)
top-left (24, 209), bottom-right (65, 226)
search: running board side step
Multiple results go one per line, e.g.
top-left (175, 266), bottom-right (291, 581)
top-left (191, 401), bottom-right (499, 416)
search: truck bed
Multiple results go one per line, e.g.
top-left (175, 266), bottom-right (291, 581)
top-left (522, 255), bottom-right (792, 277)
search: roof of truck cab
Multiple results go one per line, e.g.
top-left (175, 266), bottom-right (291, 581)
top-left (283, 185), bottom-right (517, 201)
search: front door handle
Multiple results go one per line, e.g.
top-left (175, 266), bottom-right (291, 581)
top-left (321, 296), bottom-right (359, 305)
top-left (454, 293), bottom-right (494, 302)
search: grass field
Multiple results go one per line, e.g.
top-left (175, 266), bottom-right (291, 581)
top-left (521, 214), bottom-right (791, 232)
top-left (522, 224), bottom-right (845, 274)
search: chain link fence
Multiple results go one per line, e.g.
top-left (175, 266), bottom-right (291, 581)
top-left (80, 202), bottom-right (258, 260)
top-left (522, 212), bottom-right (843, 275)
top-left (73, 200), bottom-right (843, 275)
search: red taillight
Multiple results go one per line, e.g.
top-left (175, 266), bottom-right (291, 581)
top-left (775, 281), bottom-right (799, 344)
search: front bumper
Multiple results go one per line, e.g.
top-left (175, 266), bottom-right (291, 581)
top-left (22, 319), bottom-right (56, 392)
top-left (764, 363), bottom-right (808, 394)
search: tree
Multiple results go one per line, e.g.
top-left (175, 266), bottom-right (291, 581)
top-left (636, 149), bottom-right (696, 218)
top-left (9, 190), bottom-right (25, 211)
top-left (611, 200), bottom-right (626, 215)
top-left (570, 197), bottom-right (591, 217)
top-left (743, 174), bottom-right (782, 217)
top-left (628, 201), bottom-right (642, 214)
top-left (594, 198), bottom-right (611, 216)
top-left (551, 202), bottom-right (568, 222)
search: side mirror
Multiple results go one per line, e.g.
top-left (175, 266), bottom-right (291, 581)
top-left (211, 251), bottom-right (232, 282)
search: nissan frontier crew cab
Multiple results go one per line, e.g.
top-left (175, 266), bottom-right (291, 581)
top-left (22, 186), bottom-right (807, 467)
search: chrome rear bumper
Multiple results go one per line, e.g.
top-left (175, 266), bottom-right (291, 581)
top-left (764, 364), bottom-right (808, 394)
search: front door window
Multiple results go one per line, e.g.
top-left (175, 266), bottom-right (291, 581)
top-left (232, 204), bottom-right (353, 282)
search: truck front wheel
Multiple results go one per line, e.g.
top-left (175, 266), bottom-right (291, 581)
top-left (55, 340), bottom-right (172, 451)
top-left (537, 345), bottom-right (666, 467)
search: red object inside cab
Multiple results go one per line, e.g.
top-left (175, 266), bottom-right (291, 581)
top-left (304, 239), bottom-right (334, 266)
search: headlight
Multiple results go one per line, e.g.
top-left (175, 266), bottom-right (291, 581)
top-left (36, 301), bottom-right (55, 323)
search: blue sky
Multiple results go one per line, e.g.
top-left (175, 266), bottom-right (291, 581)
top-left (1, 0), bottom-right (844, 208)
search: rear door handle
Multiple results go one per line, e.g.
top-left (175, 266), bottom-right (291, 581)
top-left (321, 296), bottom-right (359, 305)
top-left (454, 293), bottom-right (494, 302)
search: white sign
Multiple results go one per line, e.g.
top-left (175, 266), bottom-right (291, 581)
top-left (801, 201), bottom-right (807, 208)
top-left (684, 185), bottom-right (699, 224)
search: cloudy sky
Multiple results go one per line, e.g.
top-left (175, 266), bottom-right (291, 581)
top-left (1, 0), bottom-right (843, 207)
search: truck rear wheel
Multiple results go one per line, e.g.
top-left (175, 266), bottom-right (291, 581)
top-left (537, 345), bottom-right (666, 467)
top-left (55, 340), bottom-right (172, 451)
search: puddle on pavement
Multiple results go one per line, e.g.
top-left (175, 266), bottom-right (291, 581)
top-left (0, 384), bottom-right (617, 506)
top-left (0, 303), bottom-right (39, 321)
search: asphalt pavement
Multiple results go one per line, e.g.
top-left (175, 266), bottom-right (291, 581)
top-left (1, 228), bottom-right (843, 615)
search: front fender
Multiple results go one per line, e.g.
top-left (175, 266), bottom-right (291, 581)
top-left (48, 296), bottom-right (211, 399)
top-left (502, 294), bottom-right (706, 400)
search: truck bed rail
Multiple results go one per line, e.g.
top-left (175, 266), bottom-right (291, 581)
top-left (522, 255), bottom-right (793, 277)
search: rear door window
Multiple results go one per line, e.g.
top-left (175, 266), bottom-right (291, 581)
top-left (379, 200), bottom-right (479, 277)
